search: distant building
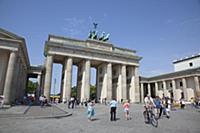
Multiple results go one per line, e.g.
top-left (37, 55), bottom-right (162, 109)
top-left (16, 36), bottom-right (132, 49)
top-left (140, 54), bottom-right (200, 102)
top-left (173, 54), bottom-right (200, 72)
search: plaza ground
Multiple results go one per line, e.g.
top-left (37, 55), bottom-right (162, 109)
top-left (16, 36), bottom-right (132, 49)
top-left (0, 104), bottom-right (200, 133)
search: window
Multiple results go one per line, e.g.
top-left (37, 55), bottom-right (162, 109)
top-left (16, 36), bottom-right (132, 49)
top-left (180, 81), bottom-right (183, 87)
top-left (189, 62), bottom-right (193, 67)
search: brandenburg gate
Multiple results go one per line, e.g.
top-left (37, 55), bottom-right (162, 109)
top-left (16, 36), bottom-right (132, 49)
top-left (43, 35), bottom-right (142, 103)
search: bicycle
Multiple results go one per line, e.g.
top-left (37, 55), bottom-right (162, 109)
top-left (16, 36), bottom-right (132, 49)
top-left (144, 107), bottom-right (158, 127)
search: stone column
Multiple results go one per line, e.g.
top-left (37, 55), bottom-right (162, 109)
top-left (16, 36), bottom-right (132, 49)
top-left (182, 78), bottom-right (187, 100)
top-left (134, 66), bottom-right (140, 102)
top-left (117, 65), bottom-right (122, 102)
top-left (3, 51), bottom-right (17, 105)
top-left (107, 63), bottom-right (112, 100)
top-left (36, 74), bottom-right (41, 100)
top-left (44, 55), bottom-right (53, 101)
top-left (11, 57), bottom-right (20, 101)
top-left (140, 83), bottom-right (144, 103)
top-left (0, 50), bottom-right (9, 95)
top-left (194, 76), bottom-right (200, 92)
top-left (128, 66), bottom-right (136, 103)
top-left (95, 68), bottom-right (99, 102)
top-left (84, 60), bottom-right (91, 100)
top-left (121, 65), bottom-right (127, 100)
top-left (62, 57), bottom-right (73, 103)
top-left (163, 81), bottom-right (167, 97)
top-left (76, 64), bottom-right (82, 101)
top-left (40, 73), bottom-right (45, 96)
top-left (60, 64), bottom-right (64, 102)
top-left (99, 64), bottom-right (107, 102)
top-left (172, 79), bottom-right (176, 99)
top-left (147, 83), bottom-right (151, 96)
top-left (155, 82), bottom-right (158, 96)
top-left (79, 60), bottom-right (91, 102)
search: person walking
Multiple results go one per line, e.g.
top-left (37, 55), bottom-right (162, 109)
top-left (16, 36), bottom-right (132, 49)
top-left (87, 100), bottom-right (95, 121)
top-left (155, 96), bottom-right (162, 118)
top-left (110, 98), bottom-right (117, 121)
top-left (123, 100), bottom-right (130, 120)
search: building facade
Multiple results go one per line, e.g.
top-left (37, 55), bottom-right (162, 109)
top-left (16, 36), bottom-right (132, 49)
top-left (140, 54), bottom-right (200, 102)
top-left (0, 28), bottom-right (45, 105)
top-left (43, 35), bottom-right (142, 103)
top-left (0, 28), bottom-right (30, 105)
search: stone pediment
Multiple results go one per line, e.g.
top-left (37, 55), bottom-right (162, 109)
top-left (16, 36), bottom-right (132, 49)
top-left (0, 28), bottom-right (23, 40)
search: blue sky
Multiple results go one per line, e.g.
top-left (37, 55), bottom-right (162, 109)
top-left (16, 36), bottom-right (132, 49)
top-left (0, 0), bottom-right (200, 94)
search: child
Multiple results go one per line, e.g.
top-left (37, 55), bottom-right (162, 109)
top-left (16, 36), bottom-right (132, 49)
top-left (87, 100), bottom-right (95, 121)
top-left (123, 100), bottom-right (130, 120)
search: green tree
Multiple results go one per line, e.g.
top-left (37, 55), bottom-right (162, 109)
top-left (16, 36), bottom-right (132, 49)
top-left (90, 85), bottom-right (96, 100)
top-left (71, 86), bottom-right (77, 97)
top-left (27, 80), bottom-right (37, 93)
top-left (69, 85), bottom-right (96, 99)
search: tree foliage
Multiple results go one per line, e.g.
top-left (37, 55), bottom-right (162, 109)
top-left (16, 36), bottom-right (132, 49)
top-left (90, 85), bottom-right (96, 100)
top-left (70, 85), bottom-right (96, 99)
top-left (27, 80), bottom-right (37, 93)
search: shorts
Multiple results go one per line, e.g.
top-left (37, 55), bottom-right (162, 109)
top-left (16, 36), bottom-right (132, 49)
top-left (124, 108), bottom-right (129, 113)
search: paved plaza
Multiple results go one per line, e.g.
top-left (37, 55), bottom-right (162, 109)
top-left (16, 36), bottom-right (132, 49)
top-left (0, 104), bottom-right (200, 133)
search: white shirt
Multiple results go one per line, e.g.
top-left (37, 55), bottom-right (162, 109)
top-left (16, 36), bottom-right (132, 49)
top-left (110, 100), bottom-right (117, 107)
top-left (144, 96), bottom-right (155, 107)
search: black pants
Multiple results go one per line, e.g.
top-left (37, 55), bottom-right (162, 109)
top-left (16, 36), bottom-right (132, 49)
top-left (110, 107), bottom-right (116, 121)
top-left (159, 107), bottom-right (163, 118)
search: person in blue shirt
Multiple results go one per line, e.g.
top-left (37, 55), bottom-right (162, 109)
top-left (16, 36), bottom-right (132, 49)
top-left (110, 98), bottom-right (117, 121)
top-left (154, 96), bottom-right (162, 118)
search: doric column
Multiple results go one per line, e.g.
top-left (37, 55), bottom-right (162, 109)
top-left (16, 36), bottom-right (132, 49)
top-left (11, 57), bottom-right (20, 101)
top-left (163, 81), bottom-right (167, 97)
top-left (44, 55), bottom-right (53, 101)
top-left (3, 51), bottom-right (17, 105)
top-left (182, 78), bottom-right (187, 88)
top-left (117, 65), bottom-right (122, 102)
top-left (121, 65), bottom-right (127, 100)
top-left (99, 64), bottom-right (107, 102)
top-left (40, 73), bottom-right (45, 96)
top-left (0, 50), bottom-right (9, 95)
top-left (36, 74), bottom-right (41, 100)
top-left (76, 64), bottom-right (82, 101)
top-left (140, 83), bottom-right (144, 103)
top-left (134, 66), bottom-right (140, 102)
top-left (84, 60), bottom-right (91, 100)
top-left (155, 82), bottom-right (158, 96)
top-left (172, 79), bottom-right (176, 99)
top-left (107, 63), bottom-right (112, 100)
top-left (147, 83), bottom-right (151, 96)
top-left (62, 57), bottom-right (73, 103)
top-left (96, 68), bottom-right (99, 102)
top-left (194, 76), bottom-right (200, 92)
top-left (129, 66), bottom-right (135, 103)
top-left (182, 78), bottom-right (187, 99)
top-left (79, 59), bottom-right (91, 102)
top-left (60, 64), bottom-right (65, 101)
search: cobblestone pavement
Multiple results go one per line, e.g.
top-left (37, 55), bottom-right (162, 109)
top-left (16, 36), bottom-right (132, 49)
top-left (0, 104), bottom-right (200, 133)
